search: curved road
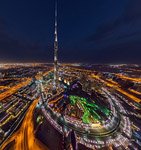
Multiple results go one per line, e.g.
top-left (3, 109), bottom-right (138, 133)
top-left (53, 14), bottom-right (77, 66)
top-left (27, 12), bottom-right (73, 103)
top-left (1, 98), bottom-right (48, 150)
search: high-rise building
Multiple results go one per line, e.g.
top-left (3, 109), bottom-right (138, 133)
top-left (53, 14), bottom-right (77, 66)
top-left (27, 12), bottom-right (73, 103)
top-left (53, 0), bottom-right (58, 90)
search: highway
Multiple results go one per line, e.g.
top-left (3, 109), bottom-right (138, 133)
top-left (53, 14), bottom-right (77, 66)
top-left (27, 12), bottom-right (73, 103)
top-left (116, 73), bottom-right (141, 83)
top-left (1, 98), bottom-right (48, 150)
top-left (0, 78), bottom-right (31, 101)
top-left (91, 74), bottom-right (141, 103)
top-left (70, 66), bottom-right (141, 103)
top-left (0, 65), bottom-right (140, 150)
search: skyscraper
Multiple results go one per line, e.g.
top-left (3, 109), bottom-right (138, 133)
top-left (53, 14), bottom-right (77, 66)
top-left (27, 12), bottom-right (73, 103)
top-left (53, 0), bottom-right (58, 89)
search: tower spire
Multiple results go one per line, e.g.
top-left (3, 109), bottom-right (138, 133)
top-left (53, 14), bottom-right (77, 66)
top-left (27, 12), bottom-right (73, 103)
top-left (54, 0), bottom-right (58, 89)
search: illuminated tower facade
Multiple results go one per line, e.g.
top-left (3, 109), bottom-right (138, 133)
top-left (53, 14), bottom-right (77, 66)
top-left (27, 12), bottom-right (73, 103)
top-left (54, 0), bottom-right (58, 89)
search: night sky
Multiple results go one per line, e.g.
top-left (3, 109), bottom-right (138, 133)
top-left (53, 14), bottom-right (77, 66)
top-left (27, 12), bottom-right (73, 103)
top-left (0, 0), bottom-right (141, 64)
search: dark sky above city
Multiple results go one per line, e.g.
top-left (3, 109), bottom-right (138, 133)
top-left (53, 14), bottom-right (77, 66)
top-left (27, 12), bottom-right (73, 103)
top-left (0, 0), bottom-right (141, 63)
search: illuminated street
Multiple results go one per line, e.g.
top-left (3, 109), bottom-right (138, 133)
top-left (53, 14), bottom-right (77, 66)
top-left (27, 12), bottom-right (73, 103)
top-left (0, 0), bottom-right (141, 149)
top-left (0, 64), bottom-right (140, 150)
top-left (34, 64), bottom-right (141, 150)
top-left (1, 98), bottom-right (48, 150)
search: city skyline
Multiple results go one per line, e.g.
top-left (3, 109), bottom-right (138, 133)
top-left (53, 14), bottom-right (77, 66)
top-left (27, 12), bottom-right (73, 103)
top-left (0, 1), bottom-right (141, 149)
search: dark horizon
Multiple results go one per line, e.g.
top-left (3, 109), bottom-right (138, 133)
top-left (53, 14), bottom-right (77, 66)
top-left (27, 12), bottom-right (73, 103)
top-left (0, 0), bottom-right (141, 64)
